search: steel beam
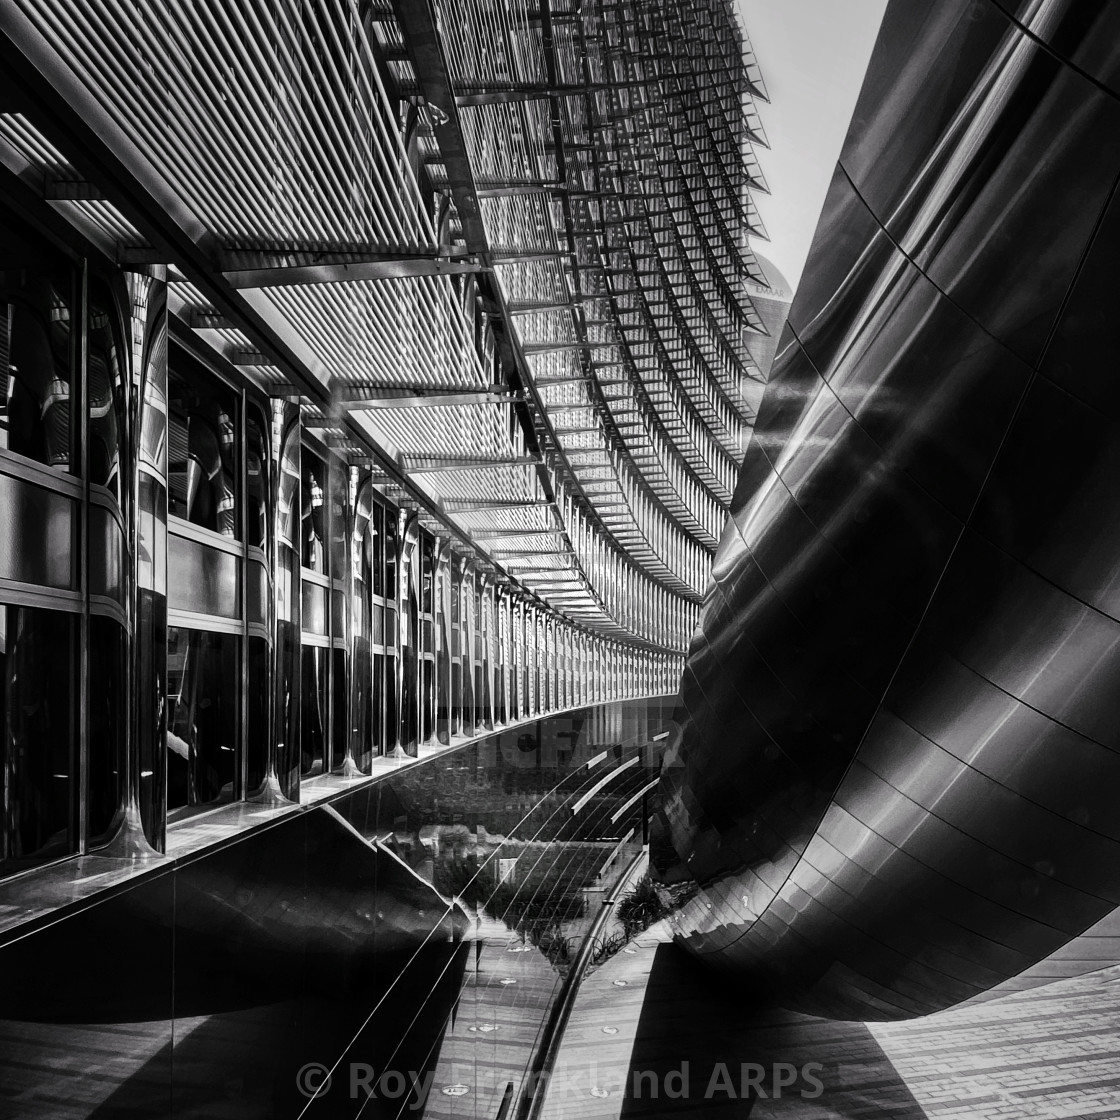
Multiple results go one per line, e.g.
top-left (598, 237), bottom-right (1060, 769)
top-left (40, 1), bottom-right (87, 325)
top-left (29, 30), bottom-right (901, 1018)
top-left (183, 304), bottom-right (235, 330)
top-left (443, 499), bottom-right (552, 512)
top-left (223, 255), bottom-right (484, 288)
top-left (228, 348), bottom-right (276, 367)
top-left (338, 390), bottom-right (521, 410)
top-left (522, 341), bottom-right (614, 354)
top-left (469, 528), bottom-right (561, 540)
top-left (405, 455), bottom-right (540, 473)
top-left (42, 173), bottom-right (103, 200)
top-left (488, 547), bottom-right (567, 557)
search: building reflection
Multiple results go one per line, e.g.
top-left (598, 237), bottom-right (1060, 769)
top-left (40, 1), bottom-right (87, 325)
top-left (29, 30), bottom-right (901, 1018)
top-left (0, 699), bottom-right (673, 1120)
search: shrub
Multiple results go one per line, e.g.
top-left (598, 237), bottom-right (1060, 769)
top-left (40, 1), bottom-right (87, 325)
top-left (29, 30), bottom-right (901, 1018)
top-left (616, 875), bottom-right (670, 937)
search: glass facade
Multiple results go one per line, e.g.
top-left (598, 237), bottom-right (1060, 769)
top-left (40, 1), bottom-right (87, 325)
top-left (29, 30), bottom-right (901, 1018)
top-left (1, 222), bottom-right (84, 872)
top-left (0, 17), bottom-right (688, 882)
top-left (0, 605), bottom-right (75, 874)
top-left (0, 698), bottom-right (676, 1116)
top-left (0, 0), bottom-right (766, 1109)
top-left (166, 626), bottom-right (239, 812)
top-left (0, 250), bottom-right (75, 472)
top-left (0, 197), bottom-right (698, 868)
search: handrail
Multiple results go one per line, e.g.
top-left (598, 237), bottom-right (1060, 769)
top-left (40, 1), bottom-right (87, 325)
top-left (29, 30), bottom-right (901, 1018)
top-left (514, 846), bottom-right (647, 1120)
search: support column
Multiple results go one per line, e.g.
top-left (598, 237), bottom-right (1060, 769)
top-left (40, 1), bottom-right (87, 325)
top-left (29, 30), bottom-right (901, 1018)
top-left (435, 538), bottom-right (452, 745)
top-left (392, 509), bottom-right (420, 757)
top-left (100, 269), bottom-right (167, 861)
top-left (255, 396), bottom-right (301, 804)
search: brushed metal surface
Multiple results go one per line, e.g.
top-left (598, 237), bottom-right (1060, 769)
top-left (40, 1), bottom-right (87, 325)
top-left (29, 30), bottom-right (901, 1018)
top-left (659, 0), bottom-right (1120, 1021)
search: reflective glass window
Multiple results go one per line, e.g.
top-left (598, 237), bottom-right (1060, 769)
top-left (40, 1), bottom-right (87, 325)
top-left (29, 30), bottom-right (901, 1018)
top-left (385, 512), bottom-right (398, 600)
top-left (245, 407), bottom-right (269, 550)
top-left (328, 459), bottom-right (347, 582)
top-left (371, 504), bottom-right (384, 598)
top-left (86, 280), bottom-right (127, 504)
top-left (301, 645), bottom-right (327, 777)
top-left (301, 450), bottom-right (326, 571)
top-left (351, 501), bottom-right (373, 773)
top-left (331, 646), bottom-right (347, 771)
top-left (422, 535), bottom-right (434, 617)
top-left (372, 651), bottom-right (384, 755)
top-left (0, 242), bottom-right (74, 471)
top-left (246, 633), bottom-right (271, 796)
top-left (166, 627), bottom-right (240, 813)
top-left (421, 659), bottom-right (433, 743)
top-left (386, 653), bottom-right (398, 753)
top-left (167, 353), bottom-right (238, 536)
top-left (0, 604), bottom-right (75, 875)
top-left (87, 614), bottom-right (126, 849)
top-left (274, 411), bottom-right (301, 799)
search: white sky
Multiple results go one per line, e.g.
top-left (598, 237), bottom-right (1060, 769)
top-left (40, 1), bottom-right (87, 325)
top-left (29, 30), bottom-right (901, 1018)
top-left (737, 0), bottom-right (889, 292)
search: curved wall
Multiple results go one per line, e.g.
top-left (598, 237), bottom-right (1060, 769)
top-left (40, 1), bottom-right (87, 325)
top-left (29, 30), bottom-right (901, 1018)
top-left (658, 0), bottom-right (1120, 1020)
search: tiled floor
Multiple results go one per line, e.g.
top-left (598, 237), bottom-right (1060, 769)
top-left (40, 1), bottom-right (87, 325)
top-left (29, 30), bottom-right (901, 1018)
top-left (420, 913), bottom-right (567, 1120)
top-left (865, 966), bottom-right (1120, 1120)
top-left (539, 920), bottom-right (675, 1120)
top-left (540, 936), bottom-right (1120, 1120)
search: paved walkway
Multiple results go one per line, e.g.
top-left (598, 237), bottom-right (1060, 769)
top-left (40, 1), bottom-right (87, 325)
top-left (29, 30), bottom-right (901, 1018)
top-left (539, 920), bottom-right (674, 1120)
top-left (538, 933), bottom-right (1120, 1120)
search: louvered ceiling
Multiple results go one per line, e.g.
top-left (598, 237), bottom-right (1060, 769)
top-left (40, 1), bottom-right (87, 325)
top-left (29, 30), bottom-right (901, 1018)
top-left (0, 0), bottom-right (771, 653)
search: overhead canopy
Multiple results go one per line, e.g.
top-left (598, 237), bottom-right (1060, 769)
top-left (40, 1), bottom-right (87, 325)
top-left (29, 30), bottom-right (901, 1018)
top-left (0, 0), bottom-right (770, 653)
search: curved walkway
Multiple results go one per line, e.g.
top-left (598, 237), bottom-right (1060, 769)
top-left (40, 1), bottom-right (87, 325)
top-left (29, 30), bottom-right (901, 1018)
top-left (538, 923), bottom-right (1120, 1119)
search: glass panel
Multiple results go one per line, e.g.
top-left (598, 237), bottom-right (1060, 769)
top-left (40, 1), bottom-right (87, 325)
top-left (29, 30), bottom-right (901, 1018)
top-left (0, 604), bottom-right (75, 875)
top-left (274, 417), bottom-right (301, 800)
top-left (87, 614), bottom-right (126, 849)
top-left (275, 589), bottom-right (300, 798)
top-left (0, 239), bottom-right (74, 471)
top-left (422, 534), bottom-right (434, 617)
top-left (301, 645), bottom-right (327, 777)
top-left (301, 580), bottom-right (328, 636)
top-left (352, 638), bottom-right (372, 773)
top-left (245, 633), bottom-right (271, 795)
top-left (451, 658), bottom-right (462, 735)
top-left (136, 586), bottom-right (167, 850)
top-left (245, 406), bottom-right (269, 550)
top-left (421, 659), bottom-right (433, 743)
top-left (0, 471), bottom-right (75, 590)
top-left (351, 508), bottom-right (373, 773)
top-left (331, 647), bottom-right (348, 771)
top-left (474, 663), bottom-right (485, 729)
top-left (384, 512), bottom-right (397, 600)
top-left (301, 450), bottom-right (326, 571)
top-left (371, 504), bottom-right (384, 597)
top-left (328, 457), bottom-right (347, 583)
top-left (166, 627), bottom-right (240, 813)
top-left (332, 588), bottom-right (346, 638)
top-left (86, 278), bottom-right (128, 504)
top-left (385, 653), bottom-right (398, 755)
top-left (168, 533), bottom-right (239, 619)
top-left (276, 416), bottom-right (300, 553)
top-left (401, 643), bottom-right (419, 754)
top-left (167, 351), bottom-right (238, 536)
top-left (246, 557), bottom-right (269, 627)
top-left (372, 652), bottom-right (384, 757)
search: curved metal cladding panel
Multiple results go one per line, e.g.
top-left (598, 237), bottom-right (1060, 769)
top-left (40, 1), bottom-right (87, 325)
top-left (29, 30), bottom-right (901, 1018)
top-left (658, 0), bottom-right (1120, 1021)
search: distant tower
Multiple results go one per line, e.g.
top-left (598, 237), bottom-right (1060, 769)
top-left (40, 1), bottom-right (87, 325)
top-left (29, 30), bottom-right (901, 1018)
top-left (744, 253), bottom-right (794, 379)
